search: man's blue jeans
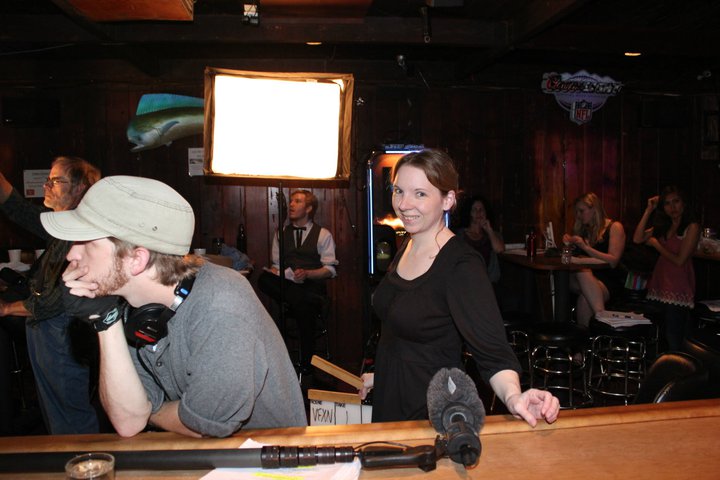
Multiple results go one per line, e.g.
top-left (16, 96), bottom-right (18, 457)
top-left (26, 313), bottom-right (99, 434)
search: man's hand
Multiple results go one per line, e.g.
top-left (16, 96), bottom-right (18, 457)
top-left (61, 281), bottom-right (126, 331)
top-left (293, 268), bottom-right (308, 282)
top-left (61, 261), bottom-right (126, 331)
top-left (62, 259), bottom-right (100, 298)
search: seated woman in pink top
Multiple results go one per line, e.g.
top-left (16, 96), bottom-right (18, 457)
top-left (633, 186), bottom-right (700, 351)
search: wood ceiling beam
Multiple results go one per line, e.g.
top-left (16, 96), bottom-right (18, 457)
top-left (460, 0), bottom-right (591, 77)
top-left (520, 24), bottom-right (720, 57)
top-left (2, 14), bottom-right (505, 47)
top-left (41, 2), bottom-right (163, 75)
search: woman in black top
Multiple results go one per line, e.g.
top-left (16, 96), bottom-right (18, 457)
top-left (562, 192), bottom-right (626, 326)
top-left (359, 149), bottom-right (559, 427)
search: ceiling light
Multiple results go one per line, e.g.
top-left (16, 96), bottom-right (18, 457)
top-left (306, 42), bottom-right (323, 46)
top-left (624, 52), bottom-right (642, 57)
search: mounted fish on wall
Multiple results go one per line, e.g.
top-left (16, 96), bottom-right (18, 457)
top-left (127, 93), bottom-right (204, 152)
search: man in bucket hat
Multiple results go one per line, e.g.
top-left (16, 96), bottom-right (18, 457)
top-left (41, 176), bottom-right (306, 437)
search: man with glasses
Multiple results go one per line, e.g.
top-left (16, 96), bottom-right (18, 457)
top-left (0, 156), bottom-right (101, 434)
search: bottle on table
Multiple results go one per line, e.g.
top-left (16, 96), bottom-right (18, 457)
top-left (237, 223), bottom-right (247, 252)
top-left (526, 227), bottom-right (537, 259)
top-left (212, 237), bottom-right (224, 255)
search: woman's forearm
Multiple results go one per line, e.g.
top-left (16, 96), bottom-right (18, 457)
top-left (633, 209), bottom-right (653, 243)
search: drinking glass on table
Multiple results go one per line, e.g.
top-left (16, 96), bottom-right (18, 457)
top-left (65, 452), bottom-right (115, 479)
top-left (7, 249), bottom-right (21, 264)
top-left (561, 243), bottom-right (573, 265)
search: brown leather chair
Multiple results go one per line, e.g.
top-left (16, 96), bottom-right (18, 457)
top-left (633, 352), bottom-right (709, 404)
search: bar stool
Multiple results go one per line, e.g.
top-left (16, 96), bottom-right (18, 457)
top-left (530, 323), bottom-right (593, 409)
top-left (587, 335), bottom-right (645, 405)
top-left (501, 311), bottom-right (533, 376)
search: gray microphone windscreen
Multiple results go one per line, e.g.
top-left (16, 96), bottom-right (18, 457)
top-left (426, 367), bottom-right (485, 433)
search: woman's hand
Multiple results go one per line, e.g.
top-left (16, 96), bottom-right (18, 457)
top-left (359, 373), bottom-right (374, 400)
top-left (645, 236), bottom-right (660, 250)
top-left (505, 389), bottom-right (560, 427)
top-left (564, 234), bottom-right (587, 251)
top-left (646, 195), bottom-right (659, 212)
top-left (480, 219), bottom-right (492, 233)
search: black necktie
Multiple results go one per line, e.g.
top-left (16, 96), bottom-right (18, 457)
top-left (294, 226), bottom-right (305, 248)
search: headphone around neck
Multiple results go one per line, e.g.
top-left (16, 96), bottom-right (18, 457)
top-left (123, 276), bottom-right (196, 347)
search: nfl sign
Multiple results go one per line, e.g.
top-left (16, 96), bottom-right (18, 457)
top-left (571, 100), bottom-right (594, 125)
top-left (542, 70), bottom-right (623, 125)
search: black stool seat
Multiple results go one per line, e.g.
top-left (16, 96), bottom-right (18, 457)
top-left (532, 322), bottom-right (589, 346)
top-left (590, 316), bottom-right (660, 360)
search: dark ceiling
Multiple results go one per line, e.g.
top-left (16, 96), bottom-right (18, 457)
top-left (2, 0), bottom-right (720, 94)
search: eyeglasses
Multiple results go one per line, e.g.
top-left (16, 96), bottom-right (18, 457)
top-left (44, 177), bottom-right (69, 187)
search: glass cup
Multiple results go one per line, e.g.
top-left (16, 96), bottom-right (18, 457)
top-left (7, 249), bottom-right (21, 264)
top-left (193, 248), bottom-right (207, 256)
top-left (65, 452), bottom-right (115, 479)
top-left (561, 244), bottom-right (573, 265)
top-left (376, 241), bottom-right (392, 272)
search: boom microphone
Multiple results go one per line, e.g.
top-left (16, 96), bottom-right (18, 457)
top-left (426, 367), bottom-right (485, 467)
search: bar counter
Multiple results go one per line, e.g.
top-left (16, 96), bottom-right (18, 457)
top-left (1, 399), bottom-right (719, 479)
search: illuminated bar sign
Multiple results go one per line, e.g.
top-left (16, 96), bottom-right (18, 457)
top-left (541, 70), bottom-right (623, 125)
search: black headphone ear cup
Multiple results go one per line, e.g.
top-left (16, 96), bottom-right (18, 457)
top-left (124, 304), bottom-right (170, 346)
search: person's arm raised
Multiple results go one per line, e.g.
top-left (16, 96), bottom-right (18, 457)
top-left (633, 196), bottom-right (658, 244)
top-left (0, 170), bottom-right (14, 204)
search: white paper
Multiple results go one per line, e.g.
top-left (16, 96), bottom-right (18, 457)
top-left (261, 266), bottom-right (304, 284)
top-left (200, 439), bottom-right (361, 480)
top-left (188, 147), bottom-right (205, 176)
top-left (23, 169), bottom-right (50, 198)
top-left (545, 222), bottom-right (556, 249)
top-left (595, 310), bottom-right (652, 327)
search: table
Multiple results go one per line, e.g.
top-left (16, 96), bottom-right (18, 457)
top-left (1, 399), bottom-right (719, 479)
top-left (500, 249), bottom-right (609, 323)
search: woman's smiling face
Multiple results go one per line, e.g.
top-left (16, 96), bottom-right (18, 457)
top-left (392, 165), bottom-right (453, 236)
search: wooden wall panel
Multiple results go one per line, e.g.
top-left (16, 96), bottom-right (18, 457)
top-left (2, 67), bottom-right (718, 371)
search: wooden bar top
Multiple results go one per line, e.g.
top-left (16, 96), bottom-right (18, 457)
top-left (1, 399), bottom-right (719, 479)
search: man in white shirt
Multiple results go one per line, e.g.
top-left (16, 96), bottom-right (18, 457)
top-left (259, 189), bottom-right (338, 374)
